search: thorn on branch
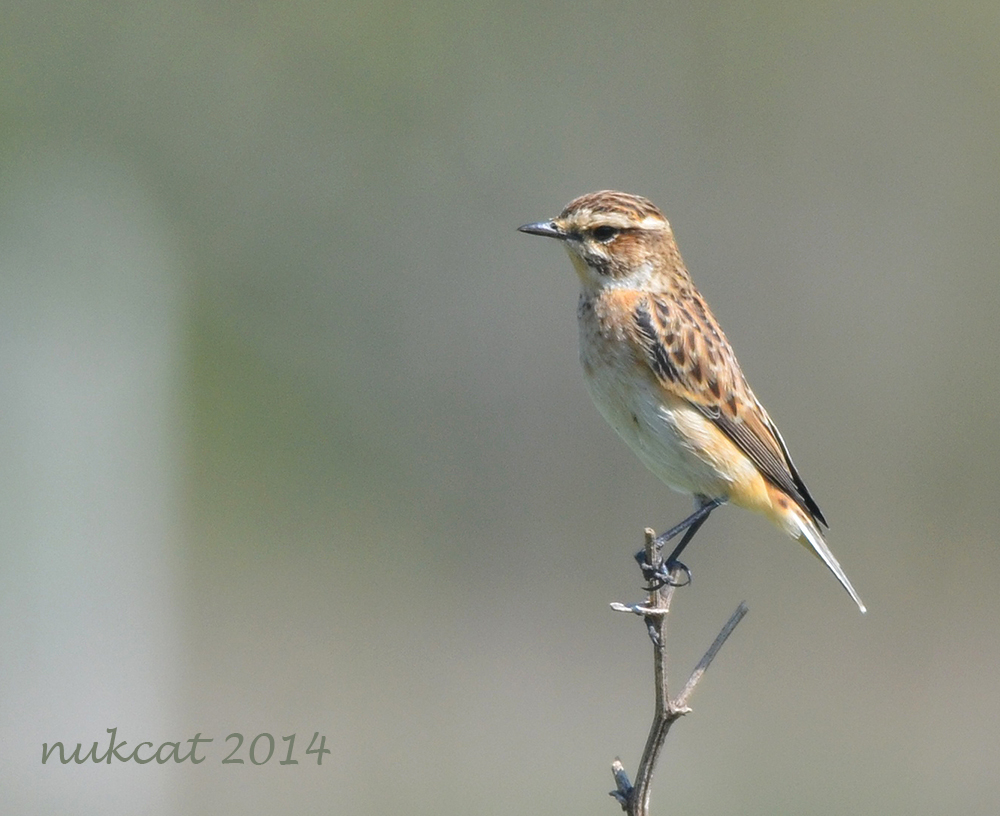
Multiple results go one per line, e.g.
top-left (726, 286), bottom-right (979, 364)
top-left (609, 758), bottom-right (632, 809)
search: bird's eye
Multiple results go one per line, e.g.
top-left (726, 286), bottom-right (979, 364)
top-left (592, 225), bottom-right (619, 243)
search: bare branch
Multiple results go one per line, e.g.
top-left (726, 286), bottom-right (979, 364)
top-left (675, 602), bottom-right (748, 710)
top-left (609, 528), bottom-right (747, 816)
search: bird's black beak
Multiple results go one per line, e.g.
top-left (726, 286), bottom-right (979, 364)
top-left (517, 220), bottom-right (565, 239)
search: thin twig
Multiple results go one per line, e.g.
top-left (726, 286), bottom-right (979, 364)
top-left (675, 602), bottom-right (748, 710)
top-left (609, 528), bottom-right (747, 816)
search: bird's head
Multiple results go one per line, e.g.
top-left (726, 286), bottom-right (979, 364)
top-left (519, 190), bottom-right (684, 291)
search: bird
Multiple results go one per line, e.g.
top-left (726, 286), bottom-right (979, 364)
top-left (518, 191), bottom-right (865, 613)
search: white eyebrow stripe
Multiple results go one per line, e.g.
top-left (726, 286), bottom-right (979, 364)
top-left (638, 214), bottom-right (668, 230)
top-left (576, 212), bottom-right (668, 231)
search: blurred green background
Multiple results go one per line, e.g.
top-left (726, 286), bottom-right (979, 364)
top-left (2, 1), bottom-right (999, 813)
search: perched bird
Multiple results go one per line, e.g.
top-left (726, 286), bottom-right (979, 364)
top-left (519, 191), bottom-right (865, 612)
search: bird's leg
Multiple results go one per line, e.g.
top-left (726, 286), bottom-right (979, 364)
top-left (660, 496), bottom-right (722, 568)
top-left (635, 497), bottom-right (724, 588)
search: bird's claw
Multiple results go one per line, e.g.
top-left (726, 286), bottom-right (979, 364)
top-left (661, 560), bottom-right (692, 587)
top-left (635, 549), bottom-right (692, 590)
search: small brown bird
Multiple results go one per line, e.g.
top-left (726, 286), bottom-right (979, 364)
top-left (519, 191), bottom-right (864, 612)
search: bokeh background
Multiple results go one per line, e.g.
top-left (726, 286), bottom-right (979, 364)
top-left (2, 1), bottom-right (998, 813)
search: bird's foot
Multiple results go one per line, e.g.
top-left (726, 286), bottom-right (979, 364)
top-left (635, 548), bottom-right (692, 590)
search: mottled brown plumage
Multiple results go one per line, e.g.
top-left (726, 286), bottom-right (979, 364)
top-left (519, 190), bottom-right (864, 612)
top-left (631, 289), bottom-right (827, 527)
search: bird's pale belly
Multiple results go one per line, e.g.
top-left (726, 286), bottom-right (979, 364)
top-left (582, 356), bottom-right (744, 502)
